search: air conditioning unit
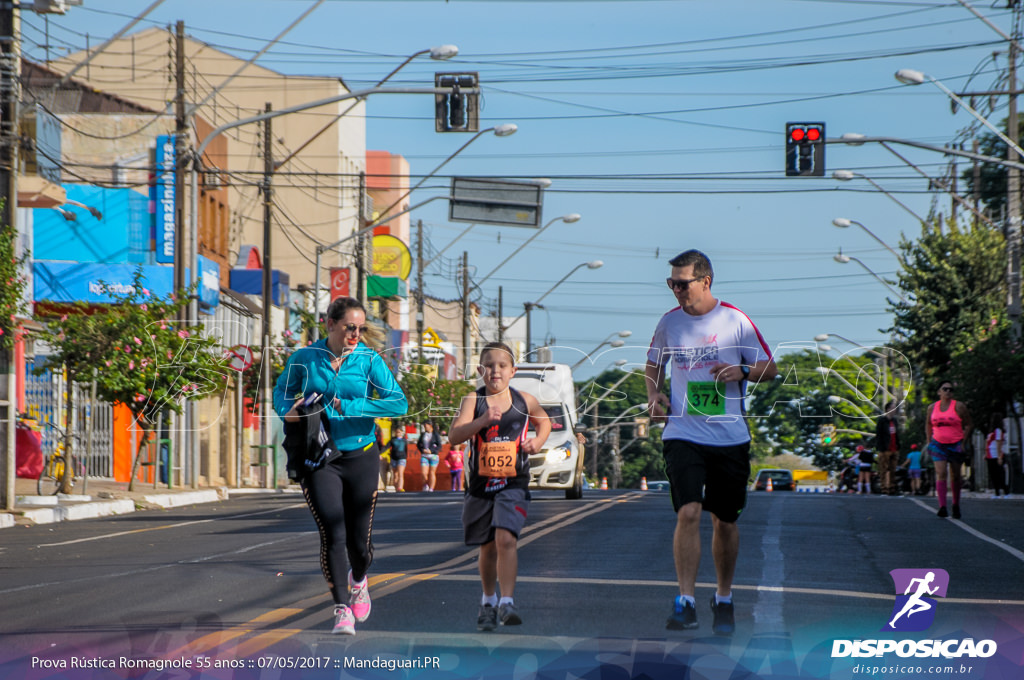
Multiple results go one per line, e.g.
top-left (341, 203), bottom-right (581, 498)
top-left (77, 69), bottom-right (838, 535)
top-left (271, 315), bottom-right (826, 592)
top-left (33, 0), bottom-right (83, 14)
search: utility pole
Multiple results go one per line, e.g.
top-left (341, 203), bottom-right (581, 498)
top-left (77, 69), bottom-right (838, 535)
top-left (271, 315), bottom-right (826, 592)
top-left (0, 2), bottom-right (18, 511)
top-left (356, 171), bottom-right (366, 304)
top-left (416, 219), bottom-right (424, 364)
top-left (497, 285), bottom-right (503, 344)
top-left (1009, 14), bottom-right (1022, 338)
top-left (173, 21), bottom-right (190, 485)
top-left (261, 102), bottom-right (273, 489)
top-left (174, 21), bottom-right (187, 309)
top-left (462, 251), bottom-right (470, 375)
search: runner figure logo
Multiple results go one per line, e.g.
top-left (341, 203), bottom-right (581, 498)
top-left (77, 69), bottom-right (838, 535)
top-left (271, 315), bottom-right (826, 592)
top-left (883, 568), bottom-right (949, 632)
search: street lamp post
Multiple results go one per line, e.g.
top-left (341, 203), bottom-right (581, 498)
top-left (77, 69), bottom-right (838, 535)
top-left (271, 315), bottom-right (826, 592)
top-left (832, 249), bottom-right (907, 302)
top-left (309, 124), bottom-right (517, 339)
top-left (815, 344), bottom-right (896, 404)
top-left (816, 366), bottom-right (882, 414)
top-left (473, 213), bottom-right (582, 289)
top-left (570, 330), bottom-right (632, 371)
top-left (575, 358), bottom-right (629, 402)
top-left (831, 169), bottom-right (925, 224)
top-left (504, 260), bottom-right (603, 357)
top-left (827, 395), bottom-right (876, 420)
top-left (831, 217), bottom-right (900, 258)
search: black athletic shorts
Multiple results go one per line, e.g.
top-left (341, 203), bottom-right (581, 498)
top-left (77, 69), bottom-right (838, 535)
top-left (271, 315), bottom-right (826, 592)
top-left (663, 438), bottom-right (751, 524)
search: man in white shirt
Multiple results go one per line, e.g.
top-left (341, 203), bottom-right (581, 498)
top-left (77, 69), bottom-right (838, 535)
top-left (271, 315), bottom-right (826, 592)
top-left (645, 249), bottom-right (777, 635)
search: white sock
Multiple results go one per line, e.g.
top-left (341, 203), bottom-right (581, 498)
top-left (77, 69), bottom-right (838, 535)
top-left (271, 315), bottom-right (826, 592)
top-left (482, 593), bottom-right (498, 607)
top-left (715, 592), bottom-right (733, 604)
top-left (499, 596), bottom-right (514, 607)
top-left (676, 594), bottom-right (696, 606)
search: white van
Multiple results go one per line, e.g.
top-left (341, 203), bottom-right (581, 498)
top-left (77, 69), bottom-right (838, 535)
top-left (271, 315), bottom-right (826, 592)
top-left (508, 363), bottom-right (586, 499)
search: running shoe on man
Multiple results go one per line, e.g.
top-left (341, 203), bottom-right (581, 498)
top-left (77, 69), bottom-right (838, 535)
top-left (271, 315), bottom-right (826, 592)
top-left (710, 595), bottom-right (735, 636)
top-left (498, 601), bottom-right (522, 626)
top-left (666, 596), bottom-right (698, 630)
top-left (348, 571), bottom-right (371, 622)
top-left (332, 605), bottom-right (355, 635)
top-left (477, 604), bottom-right (497, 631)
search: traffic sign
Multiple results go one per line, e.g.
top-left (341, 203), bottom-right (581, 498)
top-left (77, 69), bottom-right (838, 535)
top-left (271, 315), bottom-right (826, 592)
top-left (225, 345), bottom-right (254, 372)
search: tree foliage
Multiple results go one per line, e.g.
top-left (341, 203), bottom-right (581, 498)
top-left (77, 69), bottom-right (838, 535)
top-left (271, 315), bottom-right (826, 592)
top-left (889, 219), bottom-right (1007, 387)
top-left (0, 203), bottom-right (30, 352)
top-left (400, 364), bottom-right (474, 426)
top-left (959, 114), bottom-right (1024, 219)
top-left (35, 271), bottom-right (231, 490)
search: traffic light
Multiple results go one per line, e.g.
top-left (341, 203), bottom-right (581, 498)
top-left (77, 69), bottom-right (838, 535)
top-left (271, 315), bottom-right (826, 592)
top-left (634, 417), bottom-right (650, 439)
top-left (819, 423), bottom-right (836, 446)
top-left (435, 73), bottom-right (479, 133)
top-left (785, 122), bottom-right (826, 177)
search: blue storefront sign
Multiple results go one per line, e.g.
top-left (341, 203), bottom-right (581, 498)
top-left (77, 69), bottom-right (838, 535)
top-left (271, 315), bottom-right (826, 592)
top-left (197, 254), bottom-right (220, 312)
top-left (34, 262), bottom-right (175, 304)
top-left (151, 135), bottom-right (177, 264)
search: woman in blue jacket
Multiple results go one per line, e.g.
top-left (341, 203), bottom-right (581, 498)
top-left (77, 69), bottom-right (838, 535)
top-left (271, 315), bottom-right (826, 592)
top-left (274, 296), bottom-right (408, 635)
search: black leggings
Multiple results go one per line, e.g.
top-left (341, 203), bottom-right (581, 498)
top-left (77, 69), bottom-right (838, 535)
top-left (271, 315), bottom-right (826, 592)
top-left (986, 458), bottom-right (1009, 495)
top-left (301, 446), bottom-right (380, 604)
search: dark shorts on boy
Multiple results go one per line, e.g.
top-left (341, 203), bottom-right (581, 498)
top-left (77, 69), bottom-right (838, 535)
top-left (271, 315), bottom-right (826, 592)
top-left (462, 487), bottom-right (530, 545)
top-left (663, 438), bottom-right (750, 524)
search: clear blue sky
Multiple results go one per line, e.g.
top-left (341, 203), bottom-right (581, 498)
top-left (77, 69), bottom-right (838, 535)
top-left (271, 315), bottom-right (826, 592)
top-left (24, 0), bottom-right (1015, 377)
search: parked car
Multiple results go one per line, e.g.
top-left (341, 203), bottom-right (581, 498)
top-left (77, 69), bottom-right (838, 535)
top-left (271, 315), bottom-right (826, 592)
top-left (753, 468), bottom-right (796, 491)
top-left (647, 480), bottom-right (670, 492)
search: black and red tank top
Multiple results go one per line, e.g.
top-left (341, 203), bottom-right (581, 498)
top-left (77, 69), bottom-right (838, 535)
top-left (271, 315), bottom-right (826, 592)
top-left (468, 386), bottom-right (531, 498)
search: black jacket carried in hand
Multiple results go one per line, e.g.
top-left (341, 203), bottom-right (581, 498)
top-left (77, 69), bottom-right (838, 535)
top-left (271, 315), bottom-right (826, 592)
top-left (282, 401), bottom-right (338, 481)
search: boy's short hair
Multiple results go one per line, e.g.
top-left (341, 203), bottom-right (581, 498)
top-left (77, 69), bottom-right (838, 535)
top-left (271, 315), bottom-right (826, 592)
top-left (480, 341), bottom-right (515, 364)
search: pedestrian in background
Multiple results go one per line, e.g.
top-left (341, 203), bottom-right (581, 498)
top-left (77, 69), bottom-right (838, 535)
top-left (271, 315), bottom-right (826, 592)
top-left (446, 442), bottom-right (466, 491)
top-left (375, 422), bottom-right (391, 490)
top-left (856, 444), bottom-right (875, 495)
top-left (985, 413), bottom-right (1011, 499)
top-left (925, 380), bottom-right (973, 519)
top-left (418, 422), bottom-right (442, 491)
top-left (645, 249), bottom-right (777, 636)
top-left (450, 341), bottom-right (551, 631)
top-left (390, 422), bottom-right (408, 492)
top-left (900, 444), bottom-right (924, 496)
top-left (875, 401), bottom-right (901, 495)
top-left (274, 296), bottom-right (408, 635)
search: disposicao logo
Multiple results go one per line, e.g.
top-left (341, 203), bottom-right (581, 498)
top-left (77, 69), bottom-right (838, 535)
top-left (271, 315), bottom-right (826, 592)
top-left (831, 568), bottom-right (998, 659)
top-left (884, 568), bottom-right (949, 632)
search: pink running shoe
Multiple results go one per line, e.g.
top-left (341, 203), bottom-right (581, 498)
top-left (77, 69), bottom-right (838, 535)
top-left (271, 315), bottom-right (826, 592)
top-left (349, 571), bottom-right (371, 622)
top-left (332, 605), bottom-right (355, 635)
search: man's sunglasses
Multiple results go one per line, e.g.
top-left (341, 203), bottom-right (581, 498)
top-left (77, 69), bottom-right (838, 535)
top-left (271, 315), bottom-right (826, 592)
top-left (666, 277), bottom-right (703, 291)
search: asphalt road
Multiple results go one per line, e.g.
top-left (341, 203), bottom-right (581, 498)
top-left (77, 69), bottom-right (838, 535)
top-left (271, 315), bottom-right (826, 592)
top-left (2, 490), bottom-right (1023, 679)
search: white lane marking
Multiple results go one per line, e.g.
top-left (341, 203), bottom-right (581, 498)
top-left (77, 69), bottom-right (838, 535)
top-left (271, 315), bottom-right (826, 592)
top-left (753, 500), bottom-right (785, 631)
top-left (908, 497), bottom-right (1024, 563)
top-left (1, 533), bottom-right (314, 596)
top-left (36, 503), bottom-right (308, 548)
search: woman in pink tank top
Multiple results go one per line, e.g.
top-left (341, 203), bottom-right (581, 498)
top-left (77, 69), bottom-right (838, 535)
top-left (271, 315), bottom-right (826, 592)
top-left (924, 380), bottom-right (973, 519)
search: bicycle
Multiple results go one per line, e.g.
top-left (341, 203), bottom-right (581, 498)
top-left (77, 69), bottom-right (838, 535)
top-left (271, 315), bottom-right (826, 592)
top-left (37, 423), bottom-right (86, 496)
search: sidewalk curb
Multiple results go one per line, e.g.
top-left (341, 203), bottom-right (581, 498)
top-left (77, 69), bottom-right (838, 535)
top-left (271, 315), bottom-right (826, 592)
top-left (1, 486), bottom-right (231, 529)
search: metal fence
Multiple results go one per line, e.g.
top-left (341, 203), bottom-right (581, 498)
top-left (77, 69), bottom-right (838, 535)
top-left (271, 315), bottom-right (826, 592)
top-left (24, 361), bottom-right (114, 479)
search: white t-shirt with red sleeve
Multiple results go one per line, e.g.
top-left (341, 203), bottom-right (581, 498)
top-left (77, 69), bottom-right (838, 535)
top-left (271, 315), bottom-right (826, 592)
top-left (647, 300), bottom-right (773, 446)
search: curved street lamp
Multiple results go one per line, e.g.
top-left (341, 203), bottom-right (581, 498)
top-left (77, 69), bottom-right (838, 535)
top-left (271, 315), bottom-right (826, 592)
top-left (512, 260), bottom-right (602, 354)
top-left (831, 216), bottom-right (900, 258)
top-left (473, 213), bottom-right (582, 289)
top-left (833, 249), bottom-right (907, 302)
top-left (831, 169), bottom-right (925, 224)
top-left (570, 330), bottom-right (633, 371)
top-left (894, 68), bottom-right (1024, 159)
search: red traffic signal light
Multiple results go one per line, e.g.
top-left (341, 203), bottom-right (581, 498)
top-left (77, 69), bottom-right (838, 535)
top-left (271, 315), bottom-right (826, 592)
top-left (785, 122), bottom-right (826, 177)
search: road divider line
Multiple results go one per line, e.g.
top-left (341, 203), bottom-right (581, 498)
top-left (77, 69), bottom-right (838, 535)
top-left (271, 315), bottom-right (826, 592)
top-left (908, 497), bottom-right (1024, 563)
top-left (36, 503), bottom-right (308, 548)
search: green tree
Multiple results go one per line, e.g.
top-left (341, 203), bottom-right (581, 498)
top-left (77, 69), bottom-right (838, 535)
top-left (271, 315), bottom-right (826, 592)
top-left (747, 350), bottom-right (884, 474)
top-left (401, 365), bottom-right (474, 425)
top-left (959, 114), bottom-right (1024, 219)
top-left (35, 271), bottom-right (230, 491)
top-left (0, 203), bottom-right (30, 352)
top-left (889, 219), bottom-right (1006, 386)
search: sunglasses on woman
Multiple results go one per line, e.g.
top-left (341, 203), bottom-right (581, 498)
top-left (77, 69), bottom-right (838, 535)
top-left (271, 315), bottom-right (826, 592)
top-left (339, 323), bottom-right (369, 334)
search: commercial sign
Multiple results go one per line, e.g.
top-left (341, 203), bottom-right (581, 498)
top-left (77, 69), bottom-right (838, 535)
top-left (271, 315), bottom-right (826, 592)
top-left (197, 254), bottom-right (220, 312)
top-left (371, 234), bottom-right (412, 280)
top-left (330, 267), bottom-right (350, 301)
top-left (152, 134), bottom-right (176, 264)
top-left (34, 261), bottom-right (175, 304)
